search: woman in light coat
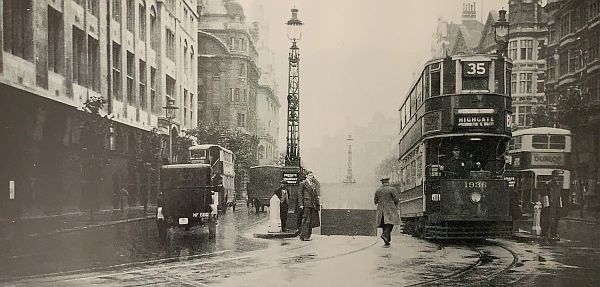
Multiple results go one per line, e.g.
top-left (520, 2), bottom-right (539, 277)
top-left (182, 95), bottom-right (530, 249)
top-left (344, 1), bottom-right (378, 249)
top-left (374, 177), bottom-right (400, 247)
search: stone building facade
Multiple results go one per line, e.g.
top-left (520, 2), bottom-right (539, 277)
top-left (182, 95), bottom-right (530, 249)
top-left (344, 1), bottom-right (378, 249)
top-left (545, 0), bottom-right (600, 200)
top-left (197, 0), bottom-right (259, 135)
top-left (0, 0), bottom-right (198, 217)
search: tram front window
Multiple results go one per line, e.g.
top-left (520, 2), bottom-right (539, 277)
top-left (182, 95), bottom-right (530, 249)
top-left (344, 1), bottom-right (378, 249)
top-left (430, 137), bottom-right (507, 179)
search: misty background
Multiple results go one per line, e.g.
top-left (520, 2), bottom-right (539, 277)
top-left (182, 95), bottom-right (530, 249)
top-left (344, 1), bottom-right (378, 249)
top-left (238, 0), bottom-right (511, 183)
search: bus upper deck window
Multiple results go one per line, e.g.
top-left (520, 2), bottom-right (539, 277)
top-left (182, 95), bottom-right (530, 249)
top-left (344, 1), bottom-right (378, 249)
top-left (549, 135), bottom-right (566, 149)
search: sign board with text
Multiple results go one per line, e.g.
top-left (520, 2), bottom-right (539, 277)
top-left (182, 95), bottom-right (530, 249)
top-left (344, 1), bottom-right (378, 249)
top-left (456, 115), bottom-right (495, 128)
top-left (530, 152), bottom-right (565, 167)
top-left (283, 172), bottom-right (299, 185)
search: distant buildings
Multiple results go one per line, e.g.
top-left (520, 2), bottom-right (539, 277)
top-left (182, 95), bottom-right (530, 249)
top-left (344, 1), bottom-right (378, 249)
top-left (431, 2), bottom-right (484, 57)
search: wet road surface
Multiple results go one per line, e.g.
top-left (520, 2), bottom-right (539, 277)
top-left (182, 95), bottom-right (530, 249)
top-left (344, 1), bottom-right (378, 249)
top-left (0, 203), bottom-right (268, 281)
top-left (2, 183), bottom-right (600, 286)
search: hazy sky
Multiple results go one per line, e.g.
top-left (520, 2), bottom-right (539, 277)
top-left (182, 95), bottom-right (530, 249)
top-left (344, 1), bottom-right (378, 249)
top-left (237, 0), bottom-right (510, 177)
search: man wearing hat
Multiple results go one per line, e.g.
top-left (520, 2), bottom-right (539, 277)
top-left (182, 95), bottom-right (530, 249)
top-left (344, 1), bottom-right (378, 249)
top-left (374, 177), bottom-right (400, 247)
top-left (541, 170), bottom-right (563, 240)
top-left (299, 171), bottom-right (320, 241)
top-left (274, 179), bottom-right (289, 232)
top-left (442, 145), bottom-right (470, 178)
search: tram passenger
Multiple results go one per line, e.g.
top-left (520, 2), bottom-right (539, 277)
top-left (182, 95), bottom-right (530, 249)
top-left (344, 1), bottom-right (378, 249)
top-left (442, 145), bottom-right (470, 178)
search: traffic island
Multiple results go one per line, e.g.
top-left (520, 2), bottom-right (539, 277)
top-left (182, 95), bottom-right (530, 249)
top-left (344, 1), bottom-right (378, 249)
top-left (253, 230), bottom-right (298, 239)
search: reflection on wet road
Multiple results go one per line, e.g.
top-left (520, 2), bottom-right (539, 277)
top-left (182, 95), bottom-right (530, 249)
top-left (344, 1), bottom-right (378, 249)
top-left (0, 203), bottom-right (269, 281)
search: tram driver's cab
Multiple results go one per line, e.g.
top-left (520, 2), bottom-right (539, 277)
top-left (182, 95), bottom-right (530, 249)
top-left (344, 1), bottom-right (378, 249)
top-left (431, 137), bottom-right (507, 180)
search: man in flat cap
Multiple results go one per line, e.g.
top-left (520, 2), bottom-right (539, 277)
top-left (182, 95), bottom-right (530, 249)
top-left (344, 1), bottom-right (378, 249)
top-left (374, 177), bottom-right (400, 247)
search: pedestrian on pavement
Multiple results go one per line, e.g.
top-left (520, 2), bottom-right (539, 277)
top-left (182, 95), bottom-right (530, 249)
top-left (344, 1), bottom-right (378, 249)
top-left (541, 170), bottom-right (563, 240)
top-left (374, 177), bottom-right (400, 247)
top-left (299, 171), bottom-right (320, 241)
top-left (120, 186), bottom-right (130, 218)
top-left (274, 180), bottom-right (289, 232)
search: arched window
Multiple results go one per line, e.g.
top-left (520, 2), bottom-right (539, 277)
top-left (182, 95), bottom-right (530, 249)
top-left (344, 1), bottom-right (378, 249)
top-left (150, 7), bottom-right (157, 50)
top-left (190, 46), bottom-right (194, 77)
top-left (139, 2), bottom-right (146, 41)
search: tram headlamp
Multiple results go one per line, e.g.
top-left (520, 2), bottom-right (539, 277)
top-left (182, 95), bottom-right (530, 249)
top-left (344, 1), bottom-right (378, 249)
top-left (470, 192), bottom-right (482, 203)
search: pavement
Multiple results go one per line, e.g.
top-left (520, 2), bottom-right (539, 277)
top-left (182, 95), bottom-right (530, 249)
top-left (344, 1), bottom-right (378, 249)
top-left (512, 209), bottom-right (599, 243)
top-left (0, 205), bottom-right (157, 240)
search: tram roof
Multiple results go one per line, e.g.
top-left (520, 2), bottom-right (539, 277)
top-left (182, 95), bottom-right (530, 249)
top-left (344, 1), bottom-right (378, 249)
top-left (512, 127), bottom-right (571, 136)
top-left (189, 144), bottom-right (233, 154)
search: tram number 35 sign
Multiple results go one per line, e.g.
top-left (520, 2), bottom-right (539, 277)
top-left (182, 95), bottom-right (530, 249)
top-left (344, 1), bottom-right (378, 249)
top-left (462, 62), bottom-right (489, 78)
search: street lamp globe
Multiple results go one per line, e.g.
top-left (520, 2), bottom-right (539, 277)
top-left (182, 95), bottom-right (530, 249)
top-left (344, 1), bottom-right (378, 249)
top-left (494, 9), bottom-right (510, 53)
top-left (286, 8), bottom-right (303, 42)
top-left (163, 97), bottom-right (178, 120)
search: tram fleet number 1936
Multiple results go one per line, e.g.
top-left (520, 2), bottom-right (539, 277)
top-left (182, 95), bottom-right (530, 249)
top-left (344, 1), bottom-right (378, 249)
top-left (465, 181), bottom-right (487, 188)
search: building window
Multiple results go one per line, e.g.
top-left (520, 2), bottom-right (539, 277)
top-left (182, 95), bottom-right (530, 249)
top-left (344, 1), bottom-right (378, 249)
top-left (150, 7), bottom-right (158, 50)
top-left (48, 7), bottom-right (63, 74)
top-left (127, 52), bottom-right (135, 104)
top-left (112, 0), bottom-right (121, 23)
top-left (150, 67), bottom-right (157, 113)
top-left (237, 113), bottom-right (246, 128)
top-left (72, 26), bottom-right (87, 86)
top-left (190, 94), bottom-right (194, 125)
top-left (126, 0), bottom-right (134, 32)
top-left (88, 36), bottom-right (100, 92)
top-left (166, 28), bottom-right (175, 60)
top-left (548, 57), bottom-right (556, 81)
top-left (519, 73), bottom-right (532, 94)
top-left (139, 3), bottom-right (146, 42)
top-left (112, 42), bottom-right (122, 101)
top-left (235, 88), bottom-right (240, 102)
top-left (139, 60), bottom-right (147, 110)
top-left (508, 40), bottom-right (517, 60)
top-left (3, 0), bottom-right (34, 61)
top-left (166, 75), bottom-right (176, 99)
top-left (87, 0), bottom-right (99, 16)
top-left (560, 13), bottom-right (570, 38)
top-left (230, 37), bottom-right (235, 50)
top-left (520, 40), bottom-right (533, 60)
top-left (239, 63), bottom-right (246, 77)
top-left (548, 23), bottom-right (557, 45)
top-left (559, 51), bottom-right (568, 75)
top-left (184, 89), bottom-right (188, 126)
top-left (569, 48), bottom-right (578, 73)
top-left (230, 88), bottom-right (234, 101)
top-left (517, 106), bottom-right (532, 127)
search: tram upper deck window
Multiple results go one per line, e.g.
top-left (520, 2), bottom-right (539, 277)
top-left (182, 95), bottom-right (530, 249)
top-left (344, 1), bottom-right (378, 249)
top-left (549, 135), bottom-right (566, 149)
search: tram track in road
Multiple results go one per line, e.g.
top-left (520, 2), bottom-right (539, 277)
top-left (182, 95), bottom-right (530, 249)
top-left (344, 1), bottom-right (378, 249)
top-left (407, 240), bottom-right (518, 287)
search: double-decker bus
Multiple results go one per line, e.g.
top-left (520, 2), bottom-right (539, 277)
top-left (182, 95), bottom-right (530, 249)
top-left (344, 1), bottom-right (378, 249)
top-left (189, 144), bottom-right (235, 212)
top-left (398, 54), bottom-right (513, 239)
top-left (507, 127), bottom-right (571, 213)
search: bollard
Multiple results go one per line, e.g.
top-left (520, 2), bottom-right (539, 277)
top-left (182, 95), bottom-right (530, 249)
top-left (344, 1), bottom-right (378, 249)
top-left (268, 194), bottom-right (281, 233)
top-left (532, 201), bottom-right (542, 236)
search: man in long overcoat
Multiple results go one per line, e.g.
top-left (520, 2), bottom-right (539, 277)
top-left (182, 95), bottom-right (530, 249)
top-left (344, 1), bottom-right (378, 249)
top-left (374, 177), bottom-right (400, 247)
top-left (299, 171), bottom-right (320, 241)
top-left (541, 170), bottom-right (563, 240)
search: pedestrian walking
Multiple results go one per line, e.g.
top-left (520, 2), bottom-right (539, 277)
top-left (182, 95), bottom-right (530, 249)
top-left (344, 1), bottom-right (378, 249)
top-left (274, 180), bottom-right (289, 232)
top-left (374, 177), bottom-right (400, 247)
top-left (541, 170), bottom-right (563, 240)
top-left (299, 171), bottom-right (320, 241)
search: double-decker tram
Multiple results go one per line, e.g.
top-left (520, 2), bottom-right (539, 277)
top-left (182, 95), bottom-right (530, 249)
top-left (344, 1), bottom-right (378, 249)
top-left (398, 54), bottom-right (513, 239)
top-left (189, 144), bottom-right (236, 212)
top-left (507, 127), bottom-right (571, 213)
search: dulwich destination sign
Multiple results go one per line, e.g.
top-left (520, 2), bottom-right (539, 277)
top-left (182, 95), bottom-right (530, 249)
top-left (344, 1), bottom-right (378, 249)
top-left (530, 152), bottom-right (565, 167)
top-left (456, 115), bottom-right (495, 128)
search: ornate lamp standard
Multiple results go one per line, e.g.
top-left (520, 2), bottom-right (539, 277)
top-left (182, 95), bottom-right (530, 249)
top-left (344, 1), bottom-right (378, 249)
top-left (494, 9), bottom-right (510, 57)
top-left (282, 7), bottom-right (304, 231)
top-left (163, 98), bottom-right (178, 163)
top-left (285, 7), bottom-right (303, 167)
